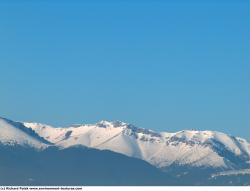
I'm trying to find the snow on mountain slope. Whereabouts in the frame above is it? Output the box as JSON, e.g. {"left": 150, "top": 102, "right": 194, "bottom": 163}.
{"left": 211, "top": 169, "right": 250, "bottom": 178}
{"left": 0, "top": 117, "right": 50, "bottom": 149}
{"left": 24, "top": 120, "right": 250, "bottom": 169}
{"left": 168, "top": 130, "right": 250, "bottom": 157}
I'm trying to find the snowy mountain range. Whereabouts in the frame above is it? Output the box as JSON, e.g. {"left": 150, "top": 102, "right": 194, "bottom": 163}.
{"left": 0, "top": 116, "right": 250, "bottom": 185}
{"left": 23, "top": 119, "right": 250, "bottom": 170}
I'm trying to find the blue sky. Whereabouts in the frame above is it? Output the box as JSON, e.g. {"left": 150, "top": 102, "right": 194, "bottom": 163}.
{"left": 0, "top": 1, "right": 249, "bottom": 139}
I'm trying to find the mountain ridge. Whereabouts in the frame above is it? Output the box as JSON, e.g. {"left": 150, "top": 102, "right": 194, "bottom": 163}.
{"left": 1, "top": 116, "right": 250, "bottom": 169}
{"left": 0, "top": 117, "right": 247, "bottom": 170}
{"left": 0, "top": 117, "right": 52, "bottom": 149}
{"left": 1, "top": 116, "right": 250, "bottom": 185}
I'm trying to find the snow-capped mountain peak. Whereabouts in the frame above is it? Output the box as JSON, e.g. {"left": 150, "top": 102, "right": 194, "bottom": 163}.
{"left": 0, "top": 117, "right": 51, "bottom": 149}
{"left": 96, "top": 120, "right": 127, "bottom": 128}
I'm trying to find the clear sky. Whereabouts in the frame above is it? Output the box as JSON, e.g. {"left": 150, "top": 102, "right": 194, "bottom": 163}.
{"left": 0, "top": 1, "right": 249, "bottom": 139}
